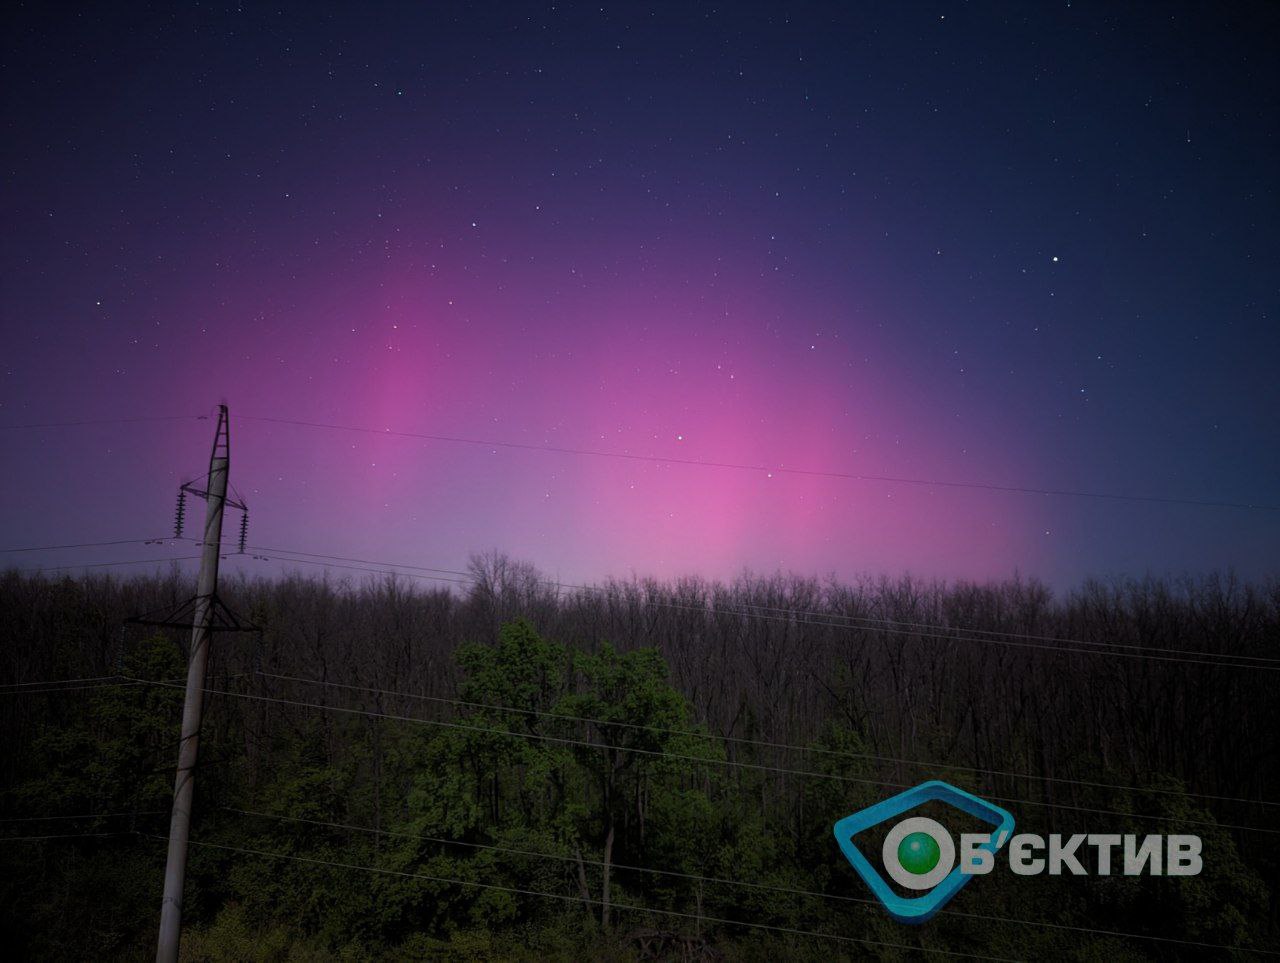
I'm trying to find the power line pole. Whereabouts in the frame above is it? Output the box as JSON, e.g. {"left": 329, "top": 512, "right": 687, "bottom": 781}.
{"left": 156, "top": 404, "right": 231, "bottom": 963}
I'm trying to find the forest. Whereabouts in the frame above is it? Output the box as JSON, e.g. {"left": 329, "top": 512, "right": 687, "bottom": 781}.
{"left": 1, "top": 556, "right": 1276, "bottom": 960}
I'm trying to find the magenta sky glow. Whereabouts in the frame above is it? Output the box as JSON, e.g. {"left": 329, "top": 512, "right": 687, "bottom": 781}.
{"left": 3, "top": 4, "right": 1277, "bottom": 590}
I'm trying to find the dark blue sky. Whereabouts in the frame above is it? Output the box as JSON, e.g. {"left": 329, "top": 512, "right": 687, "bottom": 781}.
{"left": 2, "top": 2, "right": 1277, "bottom": 588}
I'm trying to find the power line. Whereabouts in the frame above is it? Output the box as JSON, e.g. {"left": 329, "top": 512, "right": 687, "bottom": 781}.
{"left": 135, "top": 832, "right": 1016, "bottom": 961}
{"left": 719, "top": 598, "right": 1280, "bottom": 662}
{"left": 0, "top": 831, "right": 136, "bottom": 842}
{"left": 240, "top": 414, "right": 1280, "bottom": 512}
{"left": 9, "top": 813, "right": 1254, "bottom": 956}
{"left": 12, "top": 536, "right": 1266, "bottom": 670}
{"left": 5, "top": 537, "right": 1269, "bottom": 797}
{"left": 241, "top": 548, "right": 1278, "bottom": 671}
{"left": 25, "top": 538, "right": 1278, "bottom": 672}
{"left": 244, "top": 545, "right": 471, "bottom": 580}
{"left": 0, "top": 674, "right": 124, "bottom": 689}
{"left": 4, "top": 676, "right": 1264, "bottom": 942}
{"left": 0, "top": 680, "right": 152, "bottom": 696}
{"left": 12, "top": 549, "right": 1262, "bottom": 818}
{"left": 0, "top": 675, "right": 190, "bottom": 697}
{"left": 0, "top": 537, "right": 173, "bottom": 554}
{"left": 258, "top": 671, "right": 1277, "bottom": 809}
{"left": 131, "top": 676, "right": 1280, "bottom": 835}
{"left": 227, "top": 808, "right": 1276, "bottom": 956}
{"left": 0, "top": 811, "right": 165, "bottom": 823}
{"left": 8, "top": 525, "right": 1270, "bottom": 668}
{"left": 0, "top": 415, "right": 203, "bottom": 431}
{"left": 255, "top": 544, "right": 1280, "bottom": 665}
{"left": 5, "top": 667, "right": 1269, "bottom": 812}
{"left": 15, "top": 556, "right": 202, "bottom": 574}
{"left": 239, "top": 552, "right": 475, "bottom": 586}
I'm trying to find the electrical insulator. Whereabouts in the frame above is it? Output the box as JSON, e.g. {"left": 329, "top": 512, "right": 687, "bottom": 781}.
{"left": 238, "top": 511, "right": 249, "bottom": 554}
{"left": 174, "top": 489, "right": 187, "bottom": 539}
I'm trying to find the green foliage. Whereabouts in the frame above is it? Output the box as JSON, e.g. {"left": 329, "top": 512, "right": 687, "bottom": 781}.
{"left": 0, "top": 634, "right": 184, "bottom": 959}
{"left": 13, "top": 633, "right": 183, "bottom": 818}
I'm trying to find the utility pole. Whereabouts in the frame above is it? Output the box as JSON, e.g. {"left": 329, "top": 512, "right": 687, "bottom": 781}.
{"left": 155, "top": 404, "right": 231, "bottom": 963}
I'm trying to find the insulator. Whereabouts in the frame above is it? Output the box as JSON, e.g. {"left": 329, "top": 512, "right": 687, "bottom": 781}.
{"left": 174, "top": 489, "right": 187, "bottom": 539}
{"left": 238, "top": 511, "right": 249, "bottom": 554}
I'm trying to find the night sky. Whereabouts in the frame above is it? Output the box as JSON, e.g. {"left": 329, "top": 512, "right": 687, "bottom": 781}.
{"left": 2, "top": 2, "right": 1277, "bottom": 589}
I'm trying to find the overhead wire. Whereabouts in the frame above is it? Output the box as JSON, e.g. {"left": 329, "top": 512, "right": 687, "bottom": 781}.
{"left": 0, "top": 537, "right": 174, "bottom": 554}
{"left": 18, "top": 538, "right": 1275, "bottom": 672}
{"left": 0, "top": 415, "right": 204, "bottom": 431}
{"left": 237, "top": 547, "right": 1279, "bottom": 670}
{"left": 3, "top": 408, "right": 1274, "bottom": 509}
{"left": 3, "top": 525, "right": 1274, "bottom": 816}
{"left": 128, "top": 676, "right": 1280, "bottom": 835}
{"left": 15, "top": 556, "right": 202, "bottom": 574}
{"left": 719, "top": 597, "right": 1280, "bottom": 661}
{"left": 1, "top": 831, "right": 137, "bottom": 842}
{"left": 240, "top": 552, "right": 475, "bottom": 587}
{"left": 250, "top": 543, "right": 1280, "bottom": 664}
{"left": 240, "top": 414, "right": 1280, "bottom": 511}
{"left": 0, "top": 811, "right": 165, "bottom": 823}
{"left": 4, "top": 666, "right": 1270, "bottom": 810}
{"left": 4, "top": 529, "right": 1273, "bottom": 804}
{"left": 0, "top": 805, "right": 1266, "bottom": 950}
{"left": 0, "top": 674, "right": 191, "bottom": 697}
{"left": 257, "top": 670, "right": 1278, "bottom": 809}
{"left": 133, "top": 832, "right": 1017, "bottom": 961}
{"left": 0, "top": 680, "right": 153, "bottom": 696}
{"left": 7, "top": 536, "right": 1269, "bottom": 674}
{"left": 243, "top": 545, "right": 470, "bottom": 580}
{"left": 0, "top": 674, "right": 125, "bottom": 689}
{"left": 225, "top": 808, "right": 1276, "bottom": 956}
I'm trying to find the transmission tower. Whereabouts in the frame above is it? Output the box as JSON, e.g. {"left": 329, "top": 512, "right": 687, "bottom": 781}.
{"left": 131, "top": 405, "right": 255, "bottom": 963}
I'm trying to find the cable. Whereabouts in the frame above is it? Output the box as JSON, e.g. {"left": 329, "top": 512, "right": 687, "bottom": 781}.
{"left": 15, "top": 556, "right": 203, "bottom": 574}
{"left": 0, "top": 811, "right": 165, "bottom": 823}
{"left": 243, "top": 544, "right": 1280, "bottom": 666}
{"left": 236, "top": 543, "right": 1273, "bottom": 664}
{"left": 240, "top": 414, "right": 1280, "bottom": 512}
{"left": 0, "top": 675, "right": 189, "bottom": 697}
{"left": 136, "top": 833, "right": 1014, "bottom": 961}
{"left": 0, "top": 415, "right": 203, "bottom": 431}
{"left": 0, "top": 674, "right": 124, "bottom": 689}
{"left": 0, "top": 680, "right": 152, "bottom": 696}
{"left": 3, "top": 818, "right": 1266, "bottom": 954}
{"left": 723, "top": 598, "right": 1280, "bottom": 663}
{"left": 226, "top": 808, "right": 1276, "bottom": 955}
{"left": 129, "top": 677, "right": 1280, "bottom": 835}
{"left": 0, "top": 537, "right": 173, "bottom": 554}
{"left": 26, "top": 539, "right": 1278, "bottom": 672}
{"left": 241, "top": 549, "right": 1278, "bottom": 671}
{"left": 258, "top": 671, "right": 1278, "bottom": 809}
{"left": 244, "top": 545, "right": 471, "bottom": 580}
{"left": 6, "top": 666, "right": 1269, "bottom": 812}
{"left": 238, "top": 553, "right": 475, "bottom": 587}
{"left": 7, "top": 533, "right": 1267, "bottom": 668}
{"left": 0, "top": 831, "right": 136, "bottom": 841}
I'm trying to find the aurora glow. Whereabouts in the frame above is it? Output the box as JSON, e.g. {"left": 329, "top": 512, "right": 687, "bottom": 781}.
{"left": 2, "top": 3, "right": 1277, "bottom": 587}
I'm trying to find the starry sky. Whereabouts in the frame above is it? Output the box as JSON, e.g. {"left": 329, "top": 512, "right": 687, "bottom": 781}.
{"left": 2, "top": 2, "right": 1277, "bottom": 589}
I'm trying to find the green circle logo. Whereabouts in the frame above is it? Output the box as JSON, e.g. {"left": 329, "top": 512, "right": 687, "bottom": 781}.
{"left": 881, "top": 815, "right": 955, "bottom": 890}
{"left": 897, "top": 831, "right": 941, "bottom": 875}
